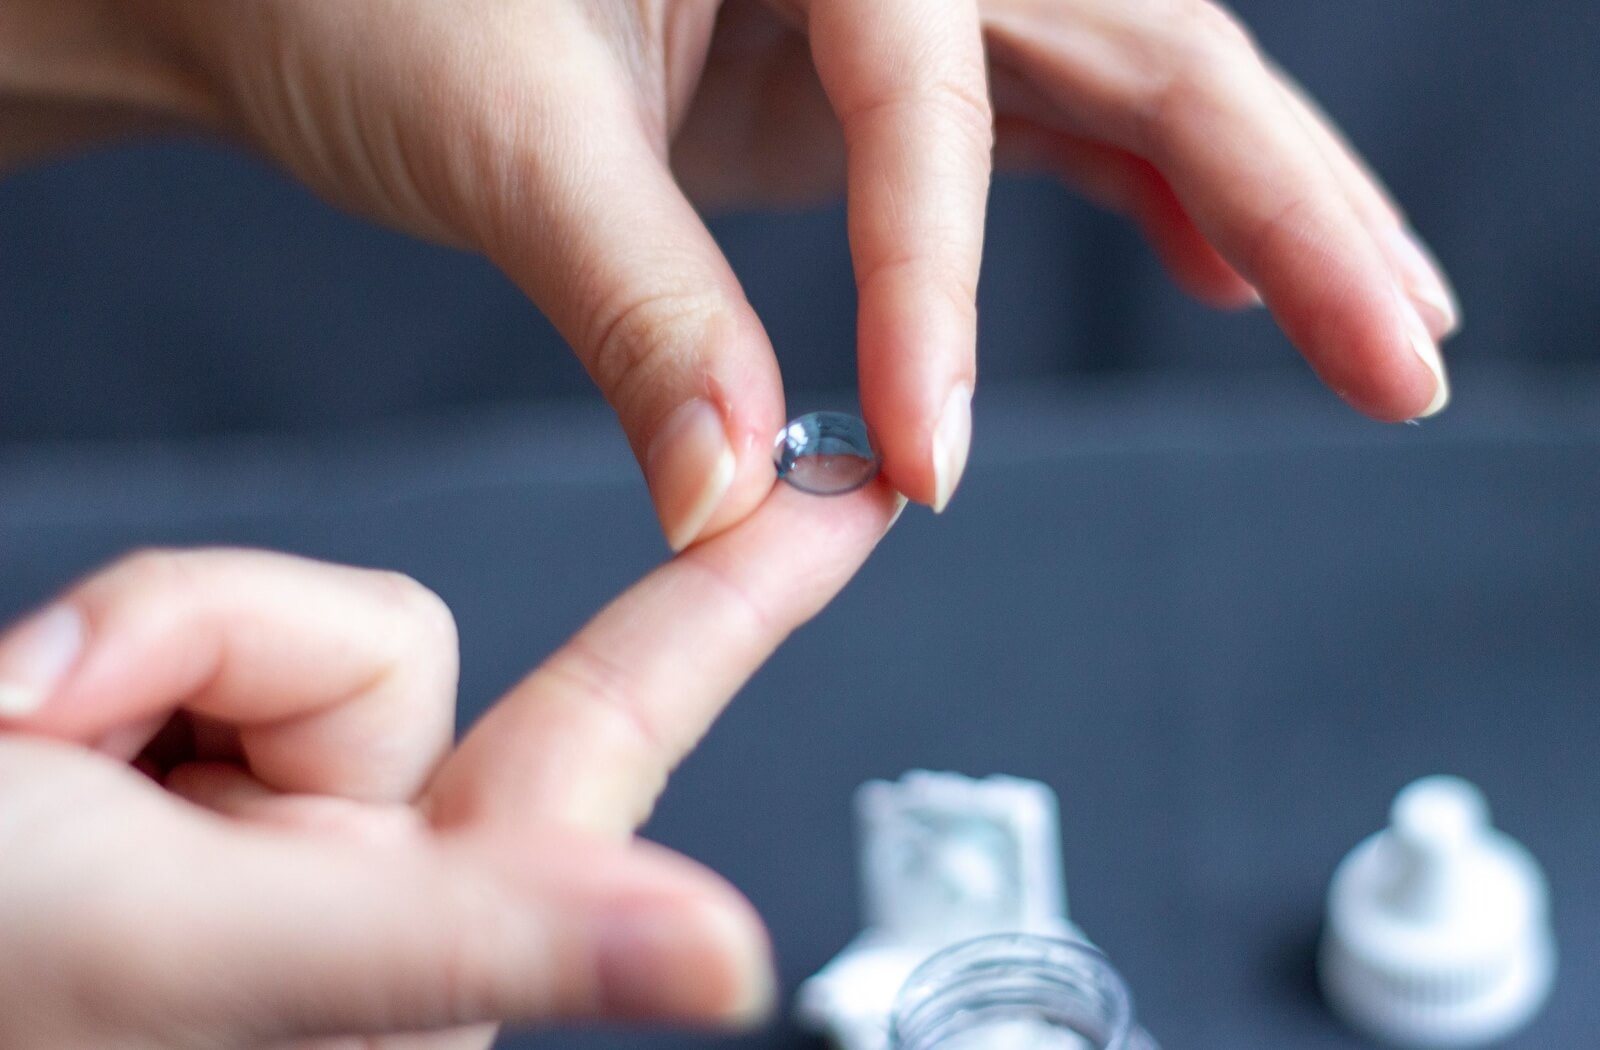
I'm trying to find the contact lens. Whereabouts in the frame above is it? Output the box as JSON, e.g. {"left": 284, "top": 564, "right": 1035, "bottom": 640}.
{"left": 774, "top": 411, "right": 881, "bottom": 495}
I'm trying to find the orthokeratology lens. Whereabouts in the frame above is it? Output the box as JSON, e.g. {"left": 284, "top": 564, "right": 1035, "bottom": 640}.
{"left": 773, "top": 411, "right": 881, "bottom": 495}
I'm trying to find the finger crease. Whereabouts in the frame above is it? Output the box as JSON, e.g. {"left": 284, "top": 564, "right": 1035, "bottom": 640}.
{"left": 544, "top": 638, "right": 671, "bottom": 765}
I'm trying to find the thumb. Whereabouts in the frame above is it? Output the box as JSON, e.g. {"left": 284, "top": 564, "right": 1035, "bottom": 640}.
{"left": 161, "top": 3, "right": 785, "bottom": 551}
{"left": 153, "top": 822, "right": 775, "bottom": 1038}
{"left": 478, "top": 82, "right": 785, "bottom": 551}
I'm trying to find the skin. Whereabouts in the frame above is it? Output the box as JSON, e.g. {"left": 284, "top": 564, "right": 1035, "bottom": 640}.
{"left": 0, "top": 0, "right": 1464, "bottom": 1041}
{"left": 0, "top": 481, "right": 903, "bottom": 1048}
{"left": 1, "top": 0, "right": 1458, "bottom": 543}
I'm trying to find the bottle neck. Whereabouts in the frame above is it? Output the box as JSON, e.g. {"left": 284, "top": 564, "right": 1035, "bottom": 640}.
{"left": 891, "top": 935, "right": 1140, "bottom": 1050}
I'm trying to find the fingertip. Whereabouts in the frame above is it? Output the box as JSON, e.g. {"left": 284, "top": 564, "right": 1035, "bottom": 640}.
{"left": 858, "top": 293, "right": 976, "bottom": 511}
{"left": 684, "top": 472, "right": 904, "bottom": 619}
{"left": 1402, "top": 303, "right": 1451, "bottom": 419}
{"left": 700, "top": 472, "right": 903, "bottom": 575}
{"left": 1382, "top": 225, "right": 1461, "bottom": 341}
{"left": 581, "top": 846, "right": 775, "bottom": 1027}
{"left": 594, "top": 899, "right": 774, "bottom": 1027}
{"left": 667, "top": 400, "right": 786, "bottom": 552}
{"left": 877, "top": 437, "right": 936, "bottom": 510}
{"left": 649, "top": 399, "right": 739, "bottom": 553}
{"left": 871, "top": 385, "right": 972, "bottom": 513}
{"left": 1318, "top": 313, "right": 1446, "bottom": 424}
{"left": 639, "top": 318, "right": 787, "bottom": 554}
{"left": 1351, "top": 295, "right": 1447, "bottom": 423}
{"left": 695, "top": 894, "right": 777, "bottom": 1029}
{"left": 0, "top": 603, "right": 86, "bottom": 721}
{"left": 931, "top": 383, "right": 973, "bottom": 513}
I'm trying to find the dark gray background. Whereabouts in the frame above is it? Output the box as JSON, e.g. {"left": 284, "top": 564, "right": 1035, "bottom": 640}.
{"left": 2, "top": 368, "right": 1595, "bottom": 1049}
{"left": 1, "top": 1, "right": 1596, "bottom": 1047}
{"left": 2, "top": 2, "right": 1597, "bottom": 441}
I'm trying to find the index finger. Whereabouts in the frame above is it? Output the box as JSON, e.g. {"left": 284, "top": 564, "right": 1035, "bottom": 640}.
{"left": 426, "top": 478, "right": 903, "bottom": 837}
{"left": 806, "top": 0, "right": 992, "bottom": 511}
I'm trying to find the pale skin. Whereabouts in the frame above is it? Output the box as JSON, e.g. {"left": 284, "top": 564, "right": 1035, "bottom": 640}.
{"left": 0, "top": 0, "right": 1461, "bottom": 1043}
{"left": 0, "top": 481, "right": 903, "bottom": 1048}
{"left": 4, "top": 0, "right": 1456, "bottom": 544}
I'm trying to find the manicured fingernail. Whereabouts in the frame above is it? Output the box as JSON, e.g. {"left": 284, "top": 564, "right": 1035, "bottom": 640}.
{"left": 931, "top": 383, "right": 973, "bottom": 514}
{"left": 0, "top": 604, "right": 84, "bottom": 717}
{"left": 1385, "top": 226, "right": 1459, "bottom": 339}
{"left": 1402, "top": 297, "right": 1450, "bottom": 419}
{"left": 598, "top": 897, "right": 776, "bottom": 1027}
{"left": 646, "top": 399, "right": 736, "bottom": 553}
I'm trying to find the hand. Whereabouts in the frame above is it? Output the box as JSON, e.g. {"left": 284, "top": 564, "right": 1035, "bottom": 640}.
{"left": 3, "top": 0, "right": 1456, "bottom": 539}
{"left": 0, "top": 481, "right": 902, "bottom": 1049}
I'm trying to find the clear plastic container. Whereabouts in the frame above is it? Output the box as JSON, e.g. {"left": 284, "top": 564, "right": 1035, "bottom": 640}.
{"left": 890, "top": 934, "right": 1159, "bottom": 1050}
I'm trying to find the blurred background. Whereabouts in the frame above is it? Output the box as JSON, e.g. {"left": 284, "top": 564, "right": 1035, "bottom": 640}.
{"left": 1, "top": 2, "right": 1596, "bottom": 1048}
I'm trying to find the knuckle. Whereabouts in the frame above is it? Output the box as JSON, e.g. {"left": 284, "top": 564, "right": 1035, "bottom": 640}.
{"left": 585, "top": 287, "right": 730, "bottom": 411}
{"left": 930, "top": 74, "right": 996, "bottom": 155}
{"left": 861, "top": 249, "right": 980, "bottom": 326}
{"left": 1179, "top": 0, "right": 1257, "bottom": 57}
{"left": 100, "top": 547, "right": 193, "bottom": 596}
{"left": 544, "top": 638, "right": 669, "bottom": 765}
{"left": 1162, "top": 0, "right": 1256, "bottom": 69}
{"left": 843, "top": 75, "right": 995, "bottom": 158}
{"left": 1241, "top": 193, "right": 1319, "bottom": 283}
{"left": 1140, "top": 0, "right": 1260, "bottom": 145}
{"left": 371, "top": 570, "right": 459, "bottom": 654}
{"left": 677, "top": 553, "right": 774, "bottom": 641}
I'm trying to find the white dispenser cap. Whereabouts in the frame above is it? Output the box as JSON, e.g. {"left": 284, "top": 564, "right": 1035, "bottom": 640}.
{"left": 1319, "top": 775, "right": 1556, "bottom": 1048}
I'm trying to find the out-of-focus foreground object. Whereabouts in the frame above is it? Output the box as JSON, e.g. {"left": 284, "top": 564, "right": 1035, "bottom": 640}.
{"left": 1319, "top": 775, "right": 1557, "bottom": 1048}
{"left": 795, "top": 771, "right": 1086, "bottom": 1050}
{"left": 889, "top": 932, "right": 1158, "bottom": 1050}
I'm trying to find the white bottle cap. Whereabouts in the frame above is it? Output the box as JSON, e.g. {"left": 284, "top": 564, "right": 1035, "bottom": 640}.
{"left": 1318, "top": 775, "right": 1556, "bottom": 1048}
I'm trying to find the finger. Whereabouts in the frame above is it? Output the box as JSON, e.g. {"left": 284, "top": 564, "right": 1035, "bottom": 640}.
{"left": 170, "top": 3, "right": 775, "bottom": 550}
{"left": 476, "top": 45, "right": 784, "bottom": 552}
{"left": 0, "top": 548, "right": 458, "bottom": 802}
{"left": 805, "top": 0, "right": 992, "bottom": 510}
{"left": 1, "top": 737, "right": 772, "bottom": 1038}
{"left": 986, "top": 1, "right": 1447, "bottom": 420}
{"left": 427, "top": 478, "right": 903, "bottom": 837}
{"left": 992, "top": 113, "right": 1257, "bottom": 307}
{"left": 1270, "top": 64, "right": 1460, "bottom": 338}
{"left": 132, "top": 819, "right": 772, "bottom": 1036}
{"left": 93, "top": 712, "right": 171, "bottom": 762}
{"left": 166, "top": 760, "right": 428, "bottom": 845}
{"left": 281, "top": 1028, "right": 497, "bottom": 1050}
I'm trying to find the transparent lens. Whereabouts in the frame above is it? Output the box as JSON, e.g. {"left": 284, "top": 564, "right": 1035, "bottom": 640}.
{"left": 773, "top": 411, "right": 881, "bottom": 495}
{"left": 891, "top": 935, "right": 1159, "bottom": 1050}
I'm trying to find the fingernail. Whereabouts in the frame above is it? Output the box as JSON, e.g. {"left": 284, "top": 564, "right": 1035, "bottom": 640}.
{"left": 1402, "top": 296, "right": 1451, "bottom": 419}
{"left": 931, "top": 383, "right": 973, "bottom": 514}
{"left": 598, "top": 897, "right": 776, "bottom": 1027}
{"left": 887, "top": 492, "right": 909, "bottom": 532}
{"left": 0, "top": 604, "right": 85, "bottom": 717}
{"left": 646, "top": 399, "right": 737, "bottom": 553}
{"left": 1385, "top": 226, "right": 1459, "bottom": 339}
